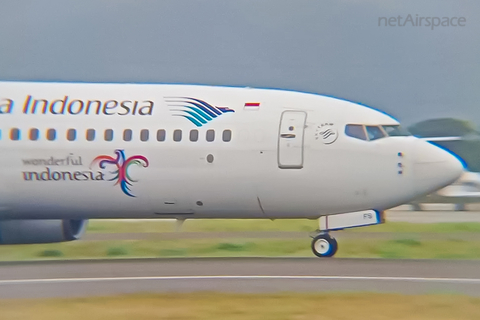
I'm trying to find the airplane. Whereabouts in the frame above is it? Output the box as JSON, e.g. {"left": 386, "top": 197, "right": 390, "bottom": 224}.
{"left": 410, "top": 136, "right": 480, "bottom": 211}
{"left": 0, "top": 81, "right": 464, "bottom": 257}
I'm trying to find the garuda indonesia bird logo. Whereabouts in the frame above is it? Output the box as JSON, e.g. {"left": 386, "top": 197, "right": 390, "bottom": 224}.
{"left": 90, "top": 149, "right": 149, "bottom": 197}
{"left": 165, "top": 97, "right": 234, "bottom": 127}
{"left": 315, "top": 123, "right": 338, "bottom": 145}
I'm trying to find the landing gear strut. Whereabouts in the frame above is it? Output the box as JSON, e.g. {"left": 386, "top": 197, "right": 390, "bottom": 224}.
{"left": 310, "top": 210, "right": 384, "bottom": 258}
{"left": 311, "top": 233, "right": 338, "bottom": 258}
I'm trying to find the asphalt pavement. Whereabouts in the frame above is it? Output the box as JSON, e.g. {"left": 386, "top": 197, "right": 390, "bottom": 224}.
{"left": 1, "top": 258, "right": 480, "bottom": 298}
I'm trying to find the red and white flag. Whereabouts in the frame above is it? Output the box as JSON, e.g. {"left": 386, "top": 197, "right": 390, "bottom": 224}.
{"left": 244, "top": 102, "right": 260, "bottom": 110}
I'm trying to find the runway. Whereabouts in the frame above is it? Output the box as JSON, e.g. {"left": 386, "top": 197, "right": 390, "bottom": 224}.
{"left": 2, "top": 258, "right": 480, "bottom": 298}
{"left": 3, "top": 210, "right": 480, "bottom": 299}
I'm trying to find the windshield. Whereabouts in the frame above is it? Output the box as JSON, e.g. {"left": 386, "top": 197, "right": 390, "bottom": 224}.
{"left": 345, "top": 124, "right": 367, "bottom": 140}
{"left": 345, "top": 124, "right": 412, "bottom": 141}
{"left": 382, "top": 125, "right": 411, "bottom": 137}
{"left": 366, "top": 126, "right": 385, "bottom": 140}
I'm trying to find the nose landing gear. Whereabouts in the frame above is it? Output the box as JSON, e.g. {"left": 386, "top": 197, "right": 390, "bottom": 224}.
{"left": 311, "top": 209, "right": 384, "bottom": 258}
{"left": 311, "top": 233, "right": 338, "bottom": 257}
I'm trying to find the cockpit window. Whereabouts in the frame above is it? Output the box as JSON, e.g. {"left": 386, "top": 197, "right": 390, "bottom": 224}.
{"left": 366, "top": 126, "right": 385, "bottom": 141}
{"left": 345, "top": 124, "right": 410, "bottom": 141}
{"left": 382, "top": 125, "right": 411, "bottom": 137}
{"left": 345, "top": 124, "right": 367, "bottom": 140}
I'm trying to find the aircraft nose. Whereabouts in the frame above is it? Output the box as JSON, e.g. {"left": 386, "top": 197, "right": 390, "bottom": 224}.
{"left": 413, "top": 140, "right": 464, "bottom": 196}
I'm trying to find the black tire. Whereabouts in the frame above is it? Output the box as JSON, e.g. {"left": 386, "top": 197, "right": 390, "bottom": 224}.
{"left": 311, "top": 234, "right": 338, "bottom": 258}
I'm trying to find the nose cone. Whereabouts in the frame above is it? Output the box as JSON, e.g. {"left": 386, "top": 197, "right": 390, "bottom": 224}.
{"left": 413, "top": 140, "right": 464, "bottom": 196}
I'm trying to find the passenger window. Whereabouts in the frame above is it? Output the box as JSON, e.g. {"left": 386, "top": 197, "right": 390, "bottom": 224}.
{"left": 345, "top": 125, "right": 367, "bottom": 141}
{"left": 46, "top": 129, "right": 56, "bottom": 141}
{"left": 10, "top": 128, "right": 20, "bottom": 141}
{"left": 190, "top": 129, "right": 198, "bottom": 142}
{"left": 104, "top": 129, "right": 113, "bottom": 141}
{"left": 67, "top": 129, "right": 76, "bottom": 141}
{"left": 29, "top": 128, "right": 39, "bottom": 141}
{"left": 366, "top": 126, "right": 385, "bottom": 141}
{"left": 206, "top": 129, "right": 215, "bottom": 142}
{"left": 222, "top": 130, "right": 232, "bottom": 142}
{"left": 173, "top": 129, "right": 182, "bottom": 142}
{"left": 123, "top": 129, "right": 132, "bottom": 141}
{"left": 140, "top": 129, "right": 149, "bottom": 142}
{"left": 86, "top": 129, "right": 95, "bottom": 141}
{"left": 157, "top": 129, "right": 166, "bottom": 141}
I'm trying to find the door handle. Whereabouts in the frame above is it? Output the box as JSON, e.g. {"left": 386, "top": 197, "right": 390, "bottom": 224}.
{"left": 281, "top": 134, "right": 296, "bottom": 138}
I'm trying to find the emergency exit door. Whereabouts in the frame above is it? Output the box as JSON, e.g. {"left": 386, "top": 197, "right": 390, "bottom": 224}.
{"left": 278, "top": 111, "right": 307, "bottom": 169}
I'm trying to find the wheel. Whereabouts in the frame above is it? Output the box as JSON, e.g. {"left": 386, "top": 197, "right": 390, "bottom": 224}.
{"left": 311, "top": 234, "right": 338, "bottom": 258}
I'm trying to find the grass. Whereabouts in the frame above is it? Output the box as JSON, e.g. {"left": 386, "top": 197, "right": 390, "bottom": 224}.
{"left": 106, "top": 247, "right": 129, "bottom": 257}
{"left": 352, "top": 221, "right": 480, "bottom": 233}
{"left": 1, "top": 292, "right": 480, "bottom": 320}
{"left": 216, "top": 242, "right": 253, "bottom": 251}
{"left": 2, "top": 220, "right": 480, "bottom": 261}
{"left": 86, "top": 219, "right": 480, "bottom": 234}
{"left": 2, "top": 237, "right": 480, "bottom": 260}
{"left": 86, "top": 219, "right": 318, "bottom": 233}
{"left": 38, "top": 249, "right": 64, "bottom": 258}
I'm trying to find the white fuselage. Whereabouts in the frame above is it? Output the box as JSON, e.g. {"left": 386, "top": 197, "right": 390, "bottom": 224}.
{"left": 0, "top": 82, "right": 463, "bottom": 220}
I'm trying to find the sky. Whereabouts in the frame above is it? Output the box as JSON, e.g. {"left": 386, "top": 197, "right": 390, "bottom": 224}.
{"left": 0, "top": 0, "right": 479, "bottom": 126}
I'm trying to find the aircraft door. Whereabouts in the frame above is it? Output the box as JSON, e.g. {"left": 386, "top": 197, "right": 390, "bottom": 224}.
{"left": 278, "top": 111, "right": 307, "bottom": 169}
